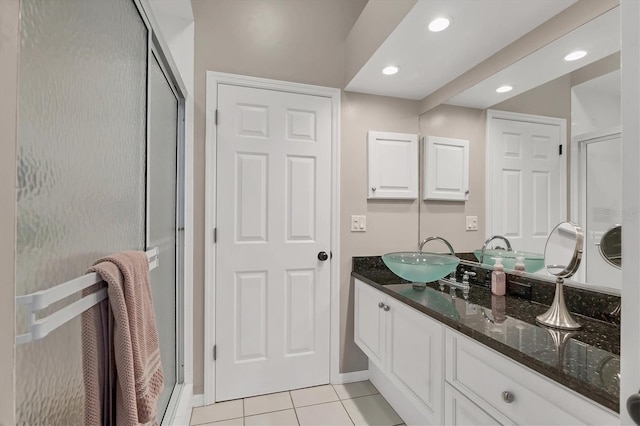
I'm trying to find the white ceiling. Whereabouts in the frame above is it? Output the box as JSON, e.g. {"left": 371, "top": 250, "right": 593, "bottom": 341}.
{"left": 344, "top": 0, "right": 577, "bottom": 100}
{"left": 447, "top": 7, "right": 620, "bottom": 109}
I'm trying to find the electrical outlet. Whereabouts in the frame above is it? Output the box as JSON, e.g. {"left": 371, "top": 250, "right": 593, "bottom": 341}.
{"left": 466, "top": 216, "right": 478, "bottom": 231}
{"left": 351, "top": 215, "right": 366, "bottom": 232}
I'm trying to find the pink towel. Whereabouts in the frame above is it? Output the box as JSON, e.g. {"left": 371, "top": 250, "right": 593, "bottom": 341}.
{"left": 82, "top": 251, "right": 164, "bottom": 426}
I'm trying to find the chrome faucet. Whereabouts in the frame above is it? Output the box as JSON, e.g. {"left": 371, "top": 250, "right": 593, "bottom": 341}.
{"left": 440, "top": 270, "right": 476, "bottom": 300}
{"left": 418, "top": 236, "right": 456, "bottom": 256}
{"left": 479, "top": 235, "right": 513, "bottom": 263}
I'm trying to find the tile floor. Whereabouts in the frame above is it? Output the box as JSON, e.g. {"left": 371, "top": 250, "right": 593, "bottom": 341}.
{"left": 185, "top": 381, "right": 405, "bottom": 426}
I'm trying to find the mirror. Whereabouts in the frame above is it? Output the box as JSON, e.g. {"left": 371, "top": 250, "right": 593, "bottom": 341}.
{"left": 536, "top": 221, "right": 583, "bottom": 330}
{"left": 599, "top": 224, "right": 622, "bottom": 268}
{"left": 418, "top": 6, "right": 621, "bottom": 293}
{"left": 544, "top": 222, "right": 584, "bottom": 278}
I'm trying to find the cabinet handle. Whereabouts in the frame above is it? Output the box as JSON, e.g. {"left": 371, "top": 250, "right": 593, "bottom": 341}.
{"left": 383, "top": 304, "right": 390, "bottom": 311}
{"left": 378, "top": 302, "right": 384, "bottom": 309}
{"left": 502, "top": 391, "right": 514, "bottom": 404}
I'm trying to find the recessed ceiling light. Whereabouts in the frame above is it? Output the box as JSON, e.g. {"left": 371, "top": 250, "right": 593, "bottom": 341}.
{"left": 496, "top": 85, "right": 513, "bottom": 93}
{"left": 564, "top": 50, "right": 587, "bottom": 61}
{"left": 382, "top": 65, "right": 399, "bottom": 75}
{"left": 428, "top": 17, "right": 450, "bottom": 32}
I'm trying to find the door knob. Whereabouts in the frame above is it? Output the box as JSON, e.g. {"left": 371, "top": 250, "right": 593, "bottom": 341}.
{"left": 317, "top": 251, "right": 329, "bottom": 261}
{"left": 627, "top": 392, "right": 640, "bottom": 425}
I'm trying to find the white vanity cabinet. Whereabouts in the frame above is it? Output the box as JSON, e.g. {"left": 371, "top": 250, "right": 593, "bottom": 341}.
{"left": 445, "top": 329, "right": 619, "bottom": 426}
{"left": 354, "top": 279, "right": 387, "bottom": 366}
{"left": 354, "top": 279, "right": 444, "bottom": 425}
{"left": 353, "top": 279, "right": 620, "bottom": 426}
{"left": 444, "top": 383, "right": 501, "bottom": 426}
{"left": 367, "top": 131, "right": 418, "bottom": 199}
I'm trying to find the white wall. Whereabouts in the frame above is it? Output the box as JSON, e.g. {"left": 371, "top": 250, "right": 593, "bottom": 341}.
{"left": 571, "top": 70, "right": 621, "bottom": 136}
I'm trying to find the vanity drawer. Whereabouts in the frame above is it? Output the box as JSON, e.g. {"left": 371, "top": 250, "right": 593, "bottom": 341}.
{"left": 445, "top": 329, "right": 618, "bottom": 426}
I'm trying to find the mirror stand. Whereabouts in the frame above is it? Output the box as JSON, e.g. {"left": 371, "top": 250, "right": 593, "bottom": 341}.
{"left": 544, "top": 326, "right": 578, "bottom": 368}
{"left": 536, "top": 277, "right": 582, "bottom": 330}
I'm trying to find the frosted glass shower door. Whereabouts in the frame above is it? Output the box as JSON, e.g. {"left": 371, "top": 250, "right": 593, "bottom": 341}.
{"left": 16, "top": 0, "right": 147, "bottom": 423}
{"left": 147, "top": 52, "right": 181, "bottom": 418}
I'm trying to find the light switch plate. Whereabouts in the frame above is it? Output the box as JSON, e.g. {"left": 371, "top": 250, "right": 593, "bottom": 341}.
{"left": 351, "top": 215, "right": 366, "bottom": 232}
{"left": 466, "top": 216, "right": 478, "bottom": 231}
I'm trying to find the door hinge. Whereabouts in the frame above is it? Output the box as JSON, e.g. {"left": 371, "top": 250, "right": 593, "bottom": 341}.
{"left": 559, "top": 144, "right": 563, "bottom": 155}
{"left": 215, "top": 109, "right": 218, "bottom": 125}
{"left": 213, "top": 227, "right": 217, "bottom": 244}
{"left": 213, "top": 345, "right": 217, "bottom": 361}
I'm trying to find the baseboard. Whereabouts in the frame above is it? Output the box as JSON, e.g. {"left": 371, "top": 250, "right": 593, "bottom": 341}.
{"left": 332, "top": 369, "right": 370, "bottom": 385}
{"left": 192, "top": 394, "right": 205, "bottom": 408}
{"left": 191, "top": 371, "right": 368, "bottom": 408}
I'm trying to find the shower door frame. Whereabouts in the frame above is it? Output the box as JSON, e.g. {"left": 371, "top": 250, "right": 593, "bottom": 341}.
{"left": 135, "top": 0, "right": 188, "bottom": 422}
{"left": 569, "top": 126, "right": 622, "bottom": 291}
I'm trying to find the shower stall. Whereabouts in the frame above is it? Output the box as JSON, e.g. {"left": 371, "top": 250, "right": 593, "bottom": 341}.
{"left": 11, "top": 0, "right": 187, "bottom": 423}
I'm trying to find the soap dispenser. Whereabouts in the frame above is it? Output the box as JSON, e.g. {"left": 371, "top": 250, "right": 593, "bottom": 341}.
{"left": 514, "top": 256, "right": 526, "bottom": 273}
{"left": 491, "top": 258, "right": 506, "bottom": 296}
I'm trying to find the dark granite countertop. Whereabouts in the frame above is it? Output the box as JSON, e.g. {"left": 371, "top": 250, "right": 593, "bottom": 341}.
{"left": 352, "top": 259, "right": 620, "bottom": 413}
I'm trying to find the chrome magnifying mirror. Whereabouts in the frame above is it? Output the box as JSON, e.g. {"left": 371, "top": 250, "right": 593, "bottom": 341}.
{"left": 536, "top": 222, "right": 583, "bottom": 330}
{"left": 598, "top": 224, "right": 621, "bottom": 269}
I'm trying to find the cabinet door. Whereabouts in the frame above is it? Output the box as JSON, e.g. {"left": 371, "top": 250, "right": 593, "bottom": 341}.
{"left": 423, "top": 136, "right": 469, "bottom": 201}
{"left": 354, "top": 280, "right": 386, "bottom": 368}
{"left": 386, "top": 297, "right": 444, "bottom": 424}
{"left": 444, "top": 384, "right": 502, "bottom": 426}
{"left": 367, "top": 131, "right": 418, "bottom": 199}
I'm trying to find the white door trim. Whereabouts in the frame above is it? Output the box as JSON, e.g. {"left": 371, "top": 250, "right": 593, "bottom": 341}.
{"left": 485, "top": 109, "right": 567, "bottom": 240}
{"left": 569, "top": 127, "right": 621, "bottom": 286}
{"left": 204, "top": 71, "right": 341, "bottom": 405}
{"left": 570, "top": 127, "right": 622, "bottom": 224}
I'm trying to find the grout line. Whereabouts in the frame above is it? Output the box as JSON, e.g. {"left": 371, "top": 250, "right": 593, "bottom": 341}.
{"left": 289, "top": 391, "right": 301, "bottom": 425}
{"left": 338, "top": 397, "right": 356, "bottom": 426}
{"left": 243, "top": 407, "right": 300, "bottom": 425}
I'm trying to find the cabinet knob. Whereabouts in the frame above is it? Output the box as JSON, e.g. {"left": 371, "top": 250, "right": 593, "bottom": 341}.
{"left": 378, "top": 302, "right": 385, "bottom": 309}
{"left": 371, "top": 187, "right": 377, "bottom": 192}
{"left": 383, "top": 304, "right": 390, "bottom": 312}
{"left": 502, "top": 391, "right": 514, "bottom": 404}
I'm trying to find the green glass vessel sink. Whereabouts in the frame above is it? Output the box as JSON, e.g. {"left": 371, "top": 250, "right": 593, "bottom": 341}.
{"left": 473, "top": 249, "right": 544, "bottom": 273}
{"left": 382, "top": 252, "right": 460, "bottom": 283}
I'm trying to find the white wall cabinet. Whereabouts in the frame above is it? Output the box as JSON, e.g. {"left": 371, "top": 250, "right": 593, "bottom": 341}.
{"left": 354, "top": 280, "right": 619, "bottom": 426}
{"left": 423, "top": 136, "right": 469, "bottom": 201}
{"left": 367, "top": 131, "right": 418, "bottom": 199}
{"left": 354, "top": 280, "right": 443, "bottom": 425}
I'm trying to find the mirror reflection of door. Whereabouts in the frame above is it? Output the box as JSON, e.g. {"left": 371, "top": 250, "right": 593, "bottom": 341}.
{"left": 574, "top": 130, "right": 622, "bottom": 290}
{"left": 486, "top": 111, "right": 566, "bottom": 256}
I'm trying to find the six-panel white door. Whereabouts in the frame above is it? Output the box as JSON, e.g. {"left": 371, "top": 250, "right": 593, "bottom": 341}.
{"left": 487, "top": 112, "right": 566, "bottom": 254}
{"left": 215, "top": 84, "right": 332, "bottom": 401}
